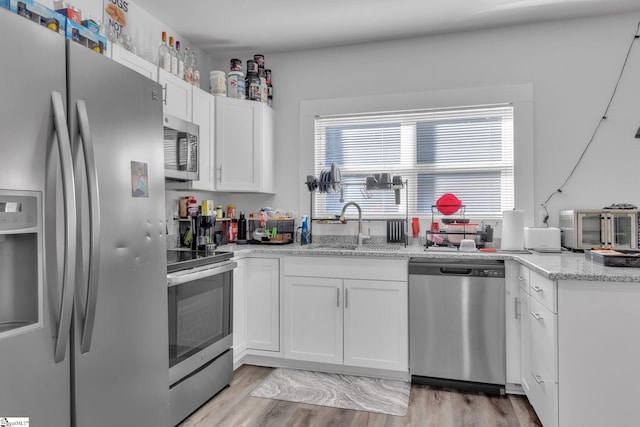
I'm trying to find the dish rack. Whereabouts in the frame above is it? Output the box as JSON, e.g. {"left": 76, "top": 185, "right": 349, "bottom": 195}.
{"left": 304, "top": 164, "right": 409, "bottom": 246}
{"left": 426, "top": 205, "right": 493, "bottom": 248}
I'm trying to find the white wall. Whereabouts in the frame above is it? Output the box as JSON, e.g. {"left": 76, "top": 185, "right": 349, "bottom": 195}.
{"left": 64, "top": 0, "right": 215, "bottom": 88}
{"left": 217, "top": 12, "right": 640, "bottom": 229}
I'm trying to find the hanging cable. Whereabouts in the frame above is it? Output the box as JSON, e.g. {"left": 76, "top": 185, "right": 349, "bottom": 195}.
{"left": 540, "top": 19, "right": 640, "bottom": 223}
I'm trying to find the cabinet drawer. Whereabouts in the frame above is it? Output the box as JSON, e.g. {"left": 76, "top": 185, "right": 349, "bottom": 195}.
{"left": 284, "top": 256, "right": 407, "bottom": 282}
{"left": 529, "top": 360, "right": 558, "bottom": 427}
{"left": 530, "top": 297, "right": 557, "bottom": 382}
{"left": 517, "top": 264, "right": 530, "bottom": 291}
{"left": 529, "top": 269, "right": 556, "bottom": 312}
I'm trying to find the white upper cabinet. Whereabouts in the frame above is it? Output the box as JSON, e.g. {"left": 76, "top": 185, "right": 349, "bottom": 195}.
{"left": 110, "top": 44, "right": 158, "bottom": 82}
{"left": 187, "top": 88, "right": 216, "bottom": 191}
{"left": 158, "top": 68, "right": 192, "bottom": 121}
{"left": 215, "top": 97, "right": 274, "bottom": 193}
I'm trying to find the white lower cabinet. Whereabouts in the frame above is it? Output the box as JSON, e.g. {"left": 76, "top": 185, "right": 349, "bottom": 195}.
{"left": 283, "top": 256, "right": 408, "bottom": 372}
{"left": 232, "top": 258, "right": 247, "bottom": 366}
{"left": 519, "top": 265, "right": 558, "bottom": 427}
{"left": 245, "top": 257, "right": 280, "bottom": 352}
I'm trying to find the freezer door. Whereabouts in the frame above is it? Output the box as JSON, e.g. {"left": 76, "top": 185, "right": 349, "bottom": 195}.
{"left": 66, "top": 41, "right": 169, "bottom": 427}
{"left": 0, "top": 9, "right": 72, "bottom": 427}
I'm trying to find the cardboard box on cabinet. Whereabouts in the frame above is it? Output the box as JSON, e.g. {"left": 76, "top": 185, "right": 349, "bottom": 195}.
{"left": 8, "top": 0, "right": 66, "bottom": 36}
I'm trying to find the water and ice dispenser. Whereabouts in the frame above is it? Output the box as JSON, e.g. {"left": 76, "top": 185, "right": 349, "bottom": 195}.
{"left": 0, "top": 190, "right": 42, "bottom": 337}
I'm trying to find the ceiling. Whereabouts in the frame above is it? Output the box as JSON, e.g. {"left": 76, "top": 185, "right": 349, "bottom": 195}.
{"left": 134, "top": 0, "right": 640, "bottom": 58}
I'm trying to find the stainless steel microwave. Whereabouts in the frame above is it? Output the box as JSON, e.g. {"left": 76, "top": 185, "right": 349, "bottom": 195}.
{"left": 559, "top": 209, "right": 639, "bottom": 251}
{"left": 163, "top": 114, "right": 199, "bottom": 181}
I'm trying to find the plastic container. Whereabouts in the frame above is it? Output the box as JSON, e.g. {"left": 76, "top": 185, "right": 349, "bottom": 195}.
{"left": 230, "top": 58, "right": 242, "bottom": 72}
{"left": 227, "top": 71, "right": 245, "bottom": 99}
{"left": 209, "top": 70, "right": 226, "bottom": 96}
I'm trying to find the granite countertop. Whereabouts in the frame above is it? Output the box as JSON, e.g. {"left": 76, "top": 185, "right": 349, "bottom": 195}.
{"left": 217, "top": 241, "right": 640, "bottom": 283}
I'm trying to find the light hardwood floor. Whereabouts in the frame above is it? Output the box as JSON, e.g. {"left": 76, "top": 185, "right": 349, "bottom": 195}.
{"left": 179, "top": 365, "right": 543, "bottom": 427}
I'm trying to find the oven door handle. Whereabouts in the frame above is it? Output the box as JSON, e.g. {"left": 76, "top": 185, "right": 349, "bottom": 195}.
{"left": 167, "top": 261, "right": 238, "bottom": 287}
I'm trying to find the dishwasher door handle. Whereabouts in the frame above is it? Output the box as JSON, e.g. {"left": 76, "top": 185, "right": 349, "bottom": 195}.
{"left": 439, "top": 267, "right": 473, "bottom": 275}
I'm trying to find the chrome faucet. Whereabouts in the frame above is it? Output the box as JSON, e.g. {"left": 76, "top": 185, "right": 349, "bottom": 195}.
{"left": 339, "top": 202, "right": 370, "bottom": 247}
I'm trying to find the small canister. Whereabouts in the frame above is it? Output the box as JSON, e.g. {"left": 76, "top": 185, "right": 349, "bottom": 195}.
{"left": 179, "top": 196, "right": 190, "bottom": 218}
{"left": 187, "top": 197, "right": 199, "bottom": 217}
{"left": 226, "top": 204, "right": 236, "bottom": 219}
{"left": 209, "top": 70, "right": 227, "bottom": 96}
{"left": 227, "top": 71, "right": 246, "bottom": 99}
{"left": 254, "top": 54, "right": 265, "bottom": 70}
{"left": 246, "top": 59, "right": 258, "bottom": 74}
{"left": 215, "top": 205, "right": 224, "bottom": 219}
{"left": 230, "top": 58, "right": 242, "bottom": 72}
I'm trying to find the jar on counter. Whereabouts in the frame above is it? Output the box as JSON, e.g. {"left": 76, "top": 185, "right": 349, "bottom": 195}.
{"left": 215, "top": 205, "right": 224, "bottom": 219}
{"left": 187, "top": 197, "right": 198, "bottom": 217}
{"left": 226, "top": 204, "right": 236, "bottom": 219}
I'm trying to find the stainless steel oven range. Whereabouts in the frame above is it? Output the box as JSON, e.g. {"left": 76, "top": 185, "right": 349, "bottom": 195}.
{"left": 166, "top": 249, "right": 236, "bottom": 426}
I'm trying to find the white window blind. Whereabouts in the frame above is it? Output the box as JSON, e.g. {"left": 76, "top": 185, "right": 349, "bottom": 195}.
{"left": 314, "top": 104, "right": 514, "bottom": 218}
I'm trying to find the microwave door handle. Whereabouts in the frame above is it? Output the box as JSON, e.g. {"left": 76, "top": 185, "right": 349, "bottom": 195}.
{"left": 76, "top": 100, "right": 101, "bottom": 354}
{"left": 51, "top": 91, "right": 78, "bottom": 364}
{"left": 601, "top": 215, "right": 609, "bottom": 246}
{"left": 167, "top": 261, "right": 238, "bottom": 287}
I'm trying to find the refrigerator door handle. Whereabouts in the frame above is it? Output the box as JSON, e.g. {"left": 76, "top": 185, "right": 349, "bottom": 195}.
{"left": 76, "top": 99, "right": 101, "bottom": 354}
{"left": 51, "top": 91, "right": 78, "bottom": 364}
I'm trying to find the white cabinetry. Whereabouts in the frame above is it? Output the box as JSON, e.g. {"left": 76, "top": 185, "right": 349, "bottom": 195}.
{"left": 284, "top": 256, "right": 408, "bottom": 372}
{"left": 246, "top": 257, "right": 280, "bottom": 352}
{"left": 215, "top": 97, "right": 274, "bottom": 193}
{"left": 232, "top": 258, "right": 247, "bottom": 367}
{"left": 158, "top": 68, "right": 192, "bottom": 121}
{"left": 504, "top": 261, "right": 521, "bottom": 387}
{"left": 519, "top": 266, "right": 558, "bottom": 427}
{"left": 110, "top": 44, "right": 157, "bottom": 81}
{"left": 187, "top": 88, "right": 216, "bottom": 190}
{"left": 557, "top": 280, "right": 640, "bottom": 427}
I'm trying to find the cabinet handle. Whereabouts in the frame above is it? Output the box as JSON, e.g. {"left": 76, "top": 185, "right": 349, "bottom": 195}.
{"left": 337, "top": 287, "right": 340, "bottom": 307}
{"left": 217, "top": 165, "right": 222, "bottom": 182}
{"left": 345, "top": 288, "right": 349, "bottom": 309}
{"left": 517, "top": 275, "right": 525, "bottom": 283}
{"left": 515, "top": 297, "right": 521, "bottom": 319}
{"left": 532, "top": 373, "right": 544, "bottom": 384}
{"left": 162, "top": 83, "right": 167, "bottom": 105}
{"left": 531, "top": 312, "right": 543, "bottom": 321}
{"left": 531, "top": 285, "right": 543, "bottom": 293}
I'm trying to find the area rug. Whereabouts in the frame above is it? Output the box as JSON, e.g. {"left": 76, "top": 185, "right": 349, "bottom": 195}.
{"left": 250, "top": 368, "right": 410, "bottom": 416}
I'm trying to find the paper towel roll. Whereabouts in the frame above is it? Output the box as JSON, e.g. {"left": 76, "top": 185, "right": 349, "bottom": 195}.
{"left": 501, "top": 209, "right": 525, "bottom": 251}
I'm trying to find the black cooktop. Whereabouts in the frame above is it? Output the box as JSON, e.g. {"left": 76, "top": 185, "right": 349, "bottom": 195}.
{"left": 166, "top": 248, "right": 234, "bottom": 273}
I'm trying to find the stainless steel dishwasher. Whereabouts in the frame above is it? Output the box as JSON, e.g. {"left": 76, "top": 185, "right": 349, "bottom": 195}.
{"left": 409, "top": 258, "right": 505, "bottom": 395}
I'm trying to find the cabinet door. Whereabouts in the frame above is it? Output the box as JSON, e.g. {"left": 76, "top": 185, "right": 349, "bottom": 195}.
{"left": 215, "top": 97, "right": 259, "bottom": 191}
{"left": 519, "top": 286, "right": 531, "bottom": 396}
{"left": 505, "top": 261, "right": 521, "bottom": 385}
{"left": 188, "top": 88, "right": 215, "bottom": 190}
{"left": 284, "top": 276, "right": 343, "bottom": 364}
{"left": 232, "top": 258, "right": 247, "bottom": 364}
{"left": 158, "top": 68, "right": 192, "bottom": 121}
{"left": 258, "top": 104, "right": 274, "bottom": 194}
{"left": 110, "top": 44, "right": 157, "bottom": 81}
{"left": 343, "top": 279, "right": 408, "bottom": 371}
{"left": 246, "top": 258, "right": 280, "bottom": 351}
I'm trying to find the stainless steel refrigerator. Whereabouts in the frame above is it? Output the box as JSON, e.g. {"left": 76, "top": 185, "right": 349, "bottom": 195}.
{"left": 0, "top": 9, "right": 169, "bottom": 427}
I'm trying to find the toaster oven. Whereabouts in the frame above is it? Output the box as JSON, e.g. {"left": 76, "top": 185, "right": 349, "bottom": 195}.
{"left": 559, "top": 209, "right": 639, "bottom": 251}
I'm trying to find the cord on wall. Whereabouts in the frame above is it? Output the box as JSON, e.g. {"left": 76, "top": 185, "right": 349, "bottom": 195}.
{"left": 541, "top": 20, "right": 640, "bottom": 222}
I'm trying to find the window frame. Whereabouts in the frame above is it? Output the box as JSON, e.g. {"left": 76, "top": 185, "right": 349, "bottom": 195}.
{"left": 299, "top": 85, "right": 534, "bottom": 224}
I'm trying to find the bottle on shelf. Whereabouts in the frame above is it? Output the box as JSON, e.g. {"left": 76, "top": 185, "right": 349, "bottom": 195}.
{"left": 191, "top": 50, "right": 200, "bottom": 87}
{"left": 184, "top": 46, "right": 193, "bottom": 83}
{"left": 176, "top": 40, "right": 184, "bottom": 79}
{"left": 158, "top": 31, "right": 171, "bottom": 72}
{"left": 169, "top": 36, "right": 178, "bottom": 76}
